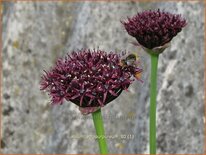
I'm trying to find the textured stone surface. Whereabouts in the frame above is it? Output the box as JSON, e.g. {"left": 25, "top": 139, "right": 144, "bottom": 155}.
{"left": 2, "top": 1, "right": 204, "bottom": 154}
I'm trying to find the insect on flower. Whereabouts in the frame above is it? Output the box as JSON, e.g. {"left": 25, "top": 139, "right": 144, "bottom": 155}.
{"left": 120, "top": 52, "right": 142, "bottom": 80}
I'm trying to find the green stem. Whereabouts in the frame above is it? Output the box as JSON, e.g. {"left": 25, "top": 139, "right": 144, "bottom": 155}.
{"left": 150, "top": 53, "right": 159, "bottom": 154}
{"left": 92, "top": 109, "right": 108, "bottom": 154}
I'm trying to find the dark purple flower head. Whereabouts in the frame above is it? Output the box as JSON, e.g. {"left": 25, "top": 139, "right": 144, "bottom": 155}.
{"left": 40, "top": 49, "right": 142, "bottom": 111}
{"left": 122, "top": 9, "right": 187, "bottom": 53}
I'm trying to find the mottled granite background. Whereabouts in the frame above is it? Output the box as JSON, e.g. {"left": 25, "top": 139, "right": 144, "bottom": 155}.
{"left": 1, "top": 1, "right": 205, "bottom": 154}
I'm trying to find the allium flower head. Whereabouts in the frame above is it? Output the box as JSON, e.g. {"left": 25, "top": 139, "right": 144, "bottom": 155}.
{"left": 40, "top": 49, "right": 142, "bottom": 113}
{"left": 122, "top": 9, "right": 187, "bottom": 54}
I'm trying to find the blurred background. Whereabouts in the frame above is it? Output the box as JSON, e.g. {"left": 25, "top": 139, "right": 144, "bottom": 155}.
{"left": 1, "top": 1, "right": 205, "bottom": 154}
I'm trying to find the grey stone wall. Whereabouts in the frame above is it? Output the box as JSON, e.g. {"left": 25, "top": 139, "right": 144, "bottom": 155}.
{"left": 2, "top": 1, "right": 205, "bottom": 154}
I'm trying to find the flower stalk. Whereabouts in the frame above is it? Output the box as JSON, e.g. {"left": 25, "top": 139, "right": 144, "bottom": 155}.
{"left": 92, "top": 109, "right": 108, "bottom": 154}
{"left": 149, "top": 53, "right": 159, "bottom": 154}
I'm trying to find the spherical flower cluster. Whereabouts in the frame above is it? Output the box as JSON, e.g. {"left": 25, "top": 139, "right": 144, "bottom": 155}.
{"left": 122, "top": 9, "right": 187, "bottom": 53}
{"left": 40, "top": 49, "right": 142, "bottom": 109}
